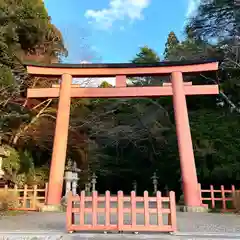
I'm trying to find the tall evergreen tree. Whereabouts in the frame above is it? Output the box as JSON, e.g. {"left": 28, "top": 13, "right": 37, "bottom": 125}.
{"left": 164, "top": 31, "right": 179, "bottom": 59}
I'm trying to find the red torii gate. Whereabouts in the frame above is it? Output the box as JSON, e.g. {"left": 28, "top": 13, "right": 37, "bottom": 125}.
{"left": 26, "top": 59, "right": 219, "bottom": 212}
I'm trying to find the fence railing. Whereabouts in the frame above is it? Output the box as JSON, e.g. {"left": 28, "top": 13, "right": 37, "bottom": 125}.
{"left": 66, "top": 190, "right": 177, "bottom": 233}
{"left": 0, "top": 184, "right": 48, "bottom": 211}
{"left": 198, "top": 184, "right": 240, "bottom": 211}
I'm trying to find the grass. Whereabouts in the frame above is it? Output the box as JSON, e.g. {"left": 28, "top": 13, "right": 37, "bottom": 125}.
{"left": 0, "top": 210, "right": 27, "bottom": 218}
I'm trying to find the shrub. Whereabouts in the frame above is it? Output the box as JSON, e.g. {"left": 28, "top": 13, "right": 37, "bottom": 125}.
{"left": 233, "top": 191, "right": 240, "bottom": 213}
{"left": 0, "top": 190, "right": 19, "bottom": 211}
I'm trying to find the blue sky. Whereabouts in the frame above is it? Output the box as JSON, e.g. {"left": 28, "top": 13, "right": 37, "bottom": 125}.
{"left": 44, "top": 0, "right": 200, "bottom": 64}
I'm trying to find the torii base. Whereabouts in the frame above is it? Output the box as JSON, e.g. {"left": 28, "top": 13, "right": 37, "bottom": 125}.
{"left": 180, "top": 205, "right": 209, "bottom": 212}
{"left": 40, "top": 204, "right": 64, "bottom": 212}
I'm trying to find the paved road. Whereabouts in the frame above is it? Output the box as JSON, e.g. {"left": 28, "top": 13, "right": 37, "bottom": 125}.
{"left": 0, "top": 232, "right": 240, "bottom": 240}
{"left": 0, "top": 211, "right": 239, "bottom": 234}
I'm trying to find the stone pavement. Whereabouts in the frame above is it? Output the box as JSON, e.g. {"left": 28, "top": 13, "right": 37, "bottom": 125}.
{"left": 0, "top": 212, "right": 239, "bottom": 239}
{"left": 0, "top": 232, "right": 240, "bottom": 240}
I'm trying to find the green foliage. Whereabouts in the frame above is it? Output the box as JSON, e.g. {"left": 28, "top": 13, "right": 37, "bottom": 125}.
{"left": 132, "top": 46, "right": 160, "bottom": 64}
{"left": 99, "top": 81, "right": 113, "bottom": 88}
{"left": 0, "top": 190, "right": 19, "bottom": 211}
{"left": 34, "top": 165, "right": 49, "bottom": 187}
{"left": 164, "top": 31, "right": 179, "bottom": 59}
{"left": 0, "top": 65, "right": 15, "bottom": 88}
{"left": 190, "top": 110, "right": 240, "bottom": 182}
{"left": 15, "top": 173, "right": 27, "bottom": 188}
{"left": 131, "top": 46, "right": 161, "bottom": 86}
{"left": 164, "top": 27, "right": 223, "bottom": 61}
{"left": 0, "top": 0, "right": 49, "bottom": 50}
{"left": 19, "top": 150, "right": 34, "bottom": 174}
{"left": 2, "top": 145, "right": 21, "bottom": 179}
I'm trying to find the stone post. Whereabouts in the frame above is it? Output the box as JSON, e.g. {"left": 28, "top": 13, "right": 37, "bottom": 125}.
{"left": 72, "top": 172, "right": 78, "bottom": 196}
{"left": 64, "top": 170, "right": 72, "bottom": 197}
{"left": 72, "top": 161, "right": 81, "bottom": 196}
{"left": 152, "top": 172, "right": 158, "bottom": 195}
{"left": 91, "top": 172, "right": 97, "bottom": 192}
{"left": 133, "top": 180, "right": 137, "bottom": 192}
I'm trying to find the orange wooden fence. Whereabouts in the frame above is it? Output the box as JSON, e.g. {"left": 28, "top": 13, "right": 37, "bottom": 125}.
{"left": 198, "top": 184, "right": 240, "bottom": 211}
{"left": 66, "top": 190, "right": 177, "bottom": 233}
{"left": 0, "top": 184, "right": 48, "bottom": 211}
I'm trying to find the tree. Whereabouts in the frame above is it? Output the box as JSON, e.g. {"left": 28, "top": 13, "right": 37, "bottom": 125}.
{"left": 132, "top": 46, "right": 161, "bottom": 86}
{"left": 132, "top": 46, "right": 160, "bottom": 64}
{"left": 186, "top": 1, "right": 240, "bottom": 112}
{"left": 0, "top": 0, "right": 69, "bottom": 186}
{"left": 188, "top": 0, "right": 238, "bottom": 40}
{"left": 163, "top": 31, "right": 179, "bottom": 59}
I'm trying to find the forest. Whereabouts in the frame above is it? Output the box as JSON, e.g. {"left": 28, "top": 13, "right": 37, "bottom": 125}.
{"left": 0, "top": 0, "right": 240, "bottom": 199}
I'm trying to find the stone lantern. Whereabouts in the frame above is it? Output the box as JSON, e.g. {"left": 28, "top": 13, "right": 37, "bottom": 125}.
{"left": 133, "top": 180, "right": 137, "bottom": 192}
{"left": 151, "top": 172, "right": 158, "bottom": 195}
{"left": 71, "top": 161, "right": 81, "bottom": 196}
{"left": 64, "top": 159, "right": 81, "bottom": 197}
{"left": 85, "top": 180, "right": 91, "bottom": 194}
{"left": 64, "top": 159, "right": 73, "bottom": 197}
{"left": 91, "top": 172, "right": 97, "bottom": 192}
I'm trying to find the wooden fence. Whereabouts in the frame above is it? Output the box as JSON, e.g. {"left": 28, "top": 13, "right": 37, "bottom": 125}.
{"left": 198, "top": 184, "right": 240, "bottom": 211}
{"left": 66, "top": 190, "right": 177, "bottom": 233}
{"left": 0, "top": 184, "right": 48, "bottom": 211}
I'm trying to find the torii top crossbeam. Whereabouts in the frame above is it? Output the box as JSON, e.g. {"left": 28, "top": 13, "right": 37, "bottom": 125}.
{"left": 26, "top": 59, "right": 219, "bottom": 98}
{"left": 24, "top": 59, "right": 220, "bottom": 211}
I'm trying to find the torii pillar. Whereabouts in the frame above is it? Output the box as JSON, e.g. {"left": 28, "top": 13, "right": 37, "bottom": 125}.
{"left": 46, "top": 74, "right": 72, "bottom": 207}
{"left": 26, "top": 60, "right": 219, "bottom": 212}
{"left": 171, "top": 72, "right": 202, "bottom": 211}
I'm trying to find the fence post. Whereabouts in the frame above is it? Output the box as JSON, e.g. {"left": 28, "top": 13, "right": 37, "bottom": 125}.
{"left": 92, "top": 191, "right": 98, "bottom": 227}
{"left": 105, "top": 191, "right": 110, "bottom": 227}
{"left": 231, "top": 185, "right": 236, "bottom": 210}
{"left": 156, "top": 191, "right": 163, "bottom": 226}
{"left": 79, "top": 191, "right": 85, "bottom": 226}
{"left": 66, "top": 191, "right": 73, "bottom": 232}
{"left": 210, "top": 185, "right": 215, "bottom": 209}
{"left": 220, "top": 185, "right": 226, "bottom": 210}
{"left": 169, "top": 191, "right": 177, "bottom": 232}
{"left": 32, "top": 185, "right": 38, "bottom": 209}
{"left": 44, "top": 183, "right": 48, "bottom": 204}
{"left": 143, "top": 191, "right": 149, "bottom": 227}
{"left": 117, "top": 191, "right": 124, "bottom": 232}
{"left": 131, "top": 191, "right": 136, "bottom": 228}
{"left": 14, "top": 184, "right": 18, "bottom": 207}
{"left": 23, "top": 185, "right": 28, "bottom": 208}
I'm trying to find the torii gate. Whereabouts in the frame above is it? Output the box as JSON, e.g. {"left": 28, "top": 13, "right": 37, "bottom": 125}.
{"left": 26, "top": 59, "right": 219, "bottom": 211}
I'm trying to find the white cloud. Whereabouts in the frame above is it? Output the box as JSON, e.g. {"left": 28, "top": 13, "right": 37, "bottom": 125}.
{"left": 183, "top": 0, "right": 200, "bottom": 27}
{"left": 186, "top": 0, "right": 200, "bottom": 18}
{"left": 85, "top": 0, "right": 150, "bottom": 30}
